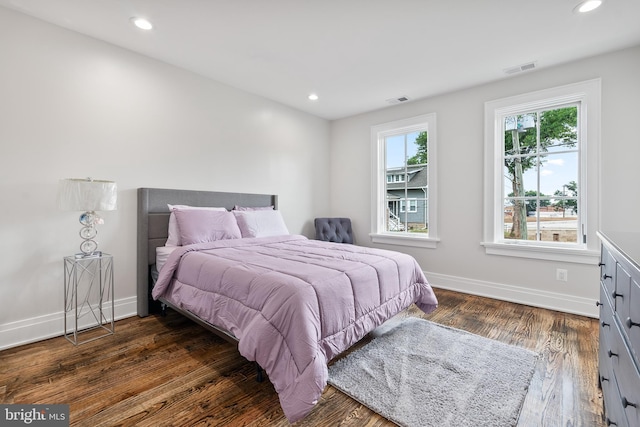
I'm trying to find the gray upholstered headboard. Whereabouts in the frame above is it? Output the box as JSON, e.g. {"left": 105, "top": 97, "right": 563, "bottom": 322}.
{"left": 137, "top": 188, "right": 278, "bottom": 317}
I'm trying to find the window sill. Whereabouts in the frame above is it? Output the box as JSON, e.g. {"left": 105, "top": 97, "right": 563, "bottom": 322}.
{"left": 481, "top": 241, "right": 600, "bottom": 264}
{"left": 370, "top": 233, "right": 439, "bottom": 249}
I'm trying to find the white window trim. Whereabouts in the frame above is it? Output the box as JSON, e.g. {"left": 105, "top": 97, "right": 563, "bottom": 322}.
{"left": 482, "top": 79, "right": 601, "bottom": 264}
{"left": 370, "top": 113, "right": 439, "bottom": 249}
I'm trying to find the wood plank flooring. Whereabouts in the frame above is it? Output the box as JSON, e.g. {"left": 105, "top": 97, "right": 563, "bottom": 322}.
{"left": 0, "top": 289, "right": 604, "bottom": 426}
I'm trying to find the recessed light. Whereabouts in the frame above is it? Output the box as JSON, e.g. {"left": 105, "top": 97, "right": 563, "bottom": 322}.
{"left": 308, "top": 93, "right": 319, "bottom": 101}
{"left": 131, "top": 17, "right": 153, "bottom": 30}
{"left": 574, "top": 0, "right": 603, "bottom": 13}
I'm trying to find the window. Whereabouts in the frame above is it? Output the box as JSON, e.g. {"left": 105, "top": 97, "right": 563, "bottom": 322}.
{"left": 483, "top": 79, "right": 601, "bottom": 263}
{"left": 400, "top": 199, "right": 418, "bottom": 213}
{"left": 387, "top": 173, "right": 406, "bottom": 183}
{"left": 371, "top": 113, "right": 438, "bottom": 248}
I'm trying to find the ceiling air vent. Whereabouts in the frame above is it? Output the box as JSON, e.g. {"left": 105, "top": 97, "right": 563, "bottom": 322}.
{"left": 504, "top": 61, "right": 537, "bottom": 75}
{"left": 386, "top": 96, "right": 410, "bottom": 105}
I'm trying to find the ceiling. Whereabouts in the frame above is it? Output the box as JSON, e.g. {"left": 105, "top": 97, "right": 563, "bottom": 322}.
{"left": 2, "top": 0, "right": 639, "bottom": 120}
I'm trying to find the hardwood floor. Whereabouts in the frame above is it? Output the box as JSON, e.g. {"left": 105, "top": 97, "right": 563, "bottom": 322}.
{"left": 0, "top": 289, "right": 604, "bottom": 426}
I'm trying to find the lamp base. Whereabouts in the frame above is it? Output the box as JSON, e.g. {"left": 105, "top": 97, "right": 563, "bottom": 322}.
{"left": 78, "top": 211, "right": 103, "bottom": 256}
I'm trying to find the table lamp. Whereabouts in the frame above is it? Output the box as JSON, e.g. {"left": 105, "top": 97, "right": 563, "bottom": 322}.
{"left": 57, "top": 178, "right": 117, "bottom": 257}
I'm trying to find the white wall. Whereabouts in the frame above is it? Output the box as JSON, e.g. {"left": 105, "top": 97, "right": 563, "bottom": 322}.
{"left": 0, "top": 7, "right": 331, "bottom": 349}
{"left": 330, "top": 45, "right": 640, "bottom": 317}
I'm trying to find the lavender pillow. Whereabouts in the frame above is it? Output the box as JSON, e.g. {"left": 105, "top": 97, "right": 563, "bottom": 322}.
{"left": 233, "top": 210, "right": 289, "bottom": 238}
{"left": 173, "top": 209, "right": 241, "bottom": 245}
{"left": 166, "top": 204, "right": 226, "bottom": 246}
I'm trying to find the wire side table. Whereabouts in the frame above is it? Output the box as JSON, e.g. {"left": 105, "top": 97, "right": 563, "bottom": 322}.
{"left": 63, "top": 253, "right": 114, "bottom": 345}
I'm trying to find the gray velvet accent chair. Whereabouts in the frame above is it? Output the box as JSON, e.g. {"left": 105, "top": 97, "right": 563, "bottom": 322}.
{"left": 314, "top": 217, "right": 354, "bottom": 244}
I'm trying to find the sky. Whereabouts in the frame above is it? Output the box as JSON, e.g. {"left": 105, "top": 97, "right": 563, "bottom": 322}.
{"left": 531, "top": 153, "right": 578, "bottom": 196}
{"left": 508, "top": 151, "right": 578, "bottom": 198}
{"left": 385, "top": 132, "right": 420, "bottom": 169}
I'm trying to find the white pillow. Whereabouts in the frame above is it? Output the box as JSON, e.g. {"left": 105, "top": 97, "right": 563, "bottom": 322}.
{"left": 166, "top": 204, "right": 226, "bottom": 246}
{"left": 233, "top": 205, "right": 274, "bottom": 211}
{"left": 156, "top": 246, "right": 176, "bottom": 272}
{"left": 233, "top": 210, "right": 289, "bottom": 238}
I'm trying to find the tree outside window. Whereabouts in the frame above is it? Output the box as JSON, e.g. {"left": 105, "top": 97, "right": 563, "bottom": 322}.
{"left": 502, "top": 106, "right": 579, "bottom": 243}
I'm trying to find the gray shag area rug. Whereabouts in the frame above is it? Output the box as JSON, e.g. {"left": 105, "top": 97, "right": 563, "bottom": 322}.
{"left": 328, "top": 317, "right": 538, "bottom": 427}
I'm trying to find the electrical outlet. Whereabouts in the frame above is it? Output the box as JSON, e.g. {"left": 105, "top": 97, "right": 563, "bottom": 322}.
{"left": 556, "top": 268, "right": 568, "bottom": 282}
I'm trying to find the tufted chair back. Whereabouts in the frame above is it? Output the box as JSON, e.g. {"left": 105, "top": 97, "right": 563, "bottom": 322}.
{"left": 314, "top": 218, "right": 354, "bottom": 244}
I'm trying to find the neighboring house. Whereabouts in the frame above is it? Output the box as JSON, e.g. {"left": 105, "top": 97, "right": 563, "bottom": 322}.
{"left": 386, "top": 164, "right": 428, "bottom": 230}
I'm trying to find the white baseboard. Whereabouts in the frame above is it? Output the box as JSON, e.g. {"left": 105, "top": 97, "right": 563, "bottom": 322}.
{"left": 425, "top": 271, "right": 598, "bottom": 318}
{"left": 0, "top": 273, "right": 598, "bottom": 351}
{"left": 0, "top": 296, "right": 137, "bottom": 351}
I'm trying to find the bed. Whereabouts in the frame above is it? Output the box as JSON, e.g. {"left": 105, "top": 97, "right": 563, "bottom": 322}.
{"left": 137, "top": 187, "right": 438, "bottom": 422}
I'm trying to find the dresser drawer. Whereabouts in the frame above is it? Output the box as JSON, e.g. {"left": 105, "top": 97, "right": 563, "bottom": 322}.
{"left": 600, "top": 335, "right": 613, "bottom": 391}
{"left": 601, "top": 245, "right": 617, "bottom": 297}
{"left": 604, "top": 316, "right": 626, "bottom": 374}
{"left": 627, "top": 276, "right": 640, "bottom": 362}
{"left": 616, "top": 262, "right": 632, "bottom": 324}
{"left": 600, "top": 283, "right": 615, "bottom": 357}
{"left": 616, "top": 333, "right": 640, "bottom": 426}
{"left": 602, "top": 370, "right": 630, "bottom": 427}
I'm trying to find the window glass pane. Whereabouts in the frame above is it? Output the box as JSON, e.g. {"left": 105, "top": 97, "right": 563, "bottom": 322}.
{"left": 537, "top": 199, "right": 578, "bottom": 243}
{"left": 539, "top": 151, "right": 579, "bottom": 243}
{"left": 504, "top": 114, "right": 537, "bottom": 157}
{"left": 384, "top": 130, "right": 428, "bottom": 234}
{"left": 406, "top": 131, "right": 424, "bottom": 165}
{"left": 540, "top": 106, "right": 578, "bottom": 153}
{"left": 538, "top": 152, "right": 578, "bottom": 198}
{"left": 501, "top": 104, "right": 581, "bottom": 245}
{"left": 503, "top": 198, "right": 531, "bottom": 240}
{"left": 504, "top": 162, "right": 540, "bottom": 199}
{"left": 385, "top": 134, "right": 404, "bottom": 233}
{"left": 386, "top": 135, "right": 405, "bottom": 168}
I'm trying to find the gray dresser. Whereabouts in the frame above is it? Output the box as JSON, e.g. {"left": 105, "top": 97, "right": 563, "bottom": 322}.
{"left": 598, "top": 231, "right": 640, "bottom": 427}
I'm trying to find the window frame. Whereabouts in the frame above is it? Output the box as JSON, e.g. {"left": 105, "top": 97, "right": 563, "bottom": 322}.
{"left": 370, "top": 113, "right": 439, "bottom": 248}
{"left": 482, "top": 79, "right": 601, "bottom": 264}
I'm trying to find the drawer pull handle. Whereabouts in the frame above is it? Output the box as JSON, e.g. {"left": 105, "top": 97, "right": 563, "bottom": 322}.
{"left": 599, "top": 262, "right": 605, "bottom": 267}
{"left": 612, "top": 292, "right": 623, "bottom": 299}
{"left": 606, "top": 418, "right": 617, "bottom": 426}
{"left": 608, "top": 350, "right": 618, "bottom": 358}
{"left": 596, "top": 301, "right": 603, "bottom": 307}
{"left": 627, "top": 318, "right": 640, "bottom": 329}
{"left": 603, "top": 274, "right": 612, "bottom": 280}
{"left": 622, "top": 397, "right": 637, "bottom": 408}
{"left": 601, "top": 321, "right": 610, "bottom": 328}
{"left": 600, "top": 375, "right": 609, "bottom": 382}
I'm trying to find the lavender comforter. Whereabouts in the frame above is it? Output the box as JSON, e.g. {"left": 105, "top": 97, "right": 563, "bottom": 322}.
{"left": 152, "top": 235, "right": 437, "bottom": 422}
